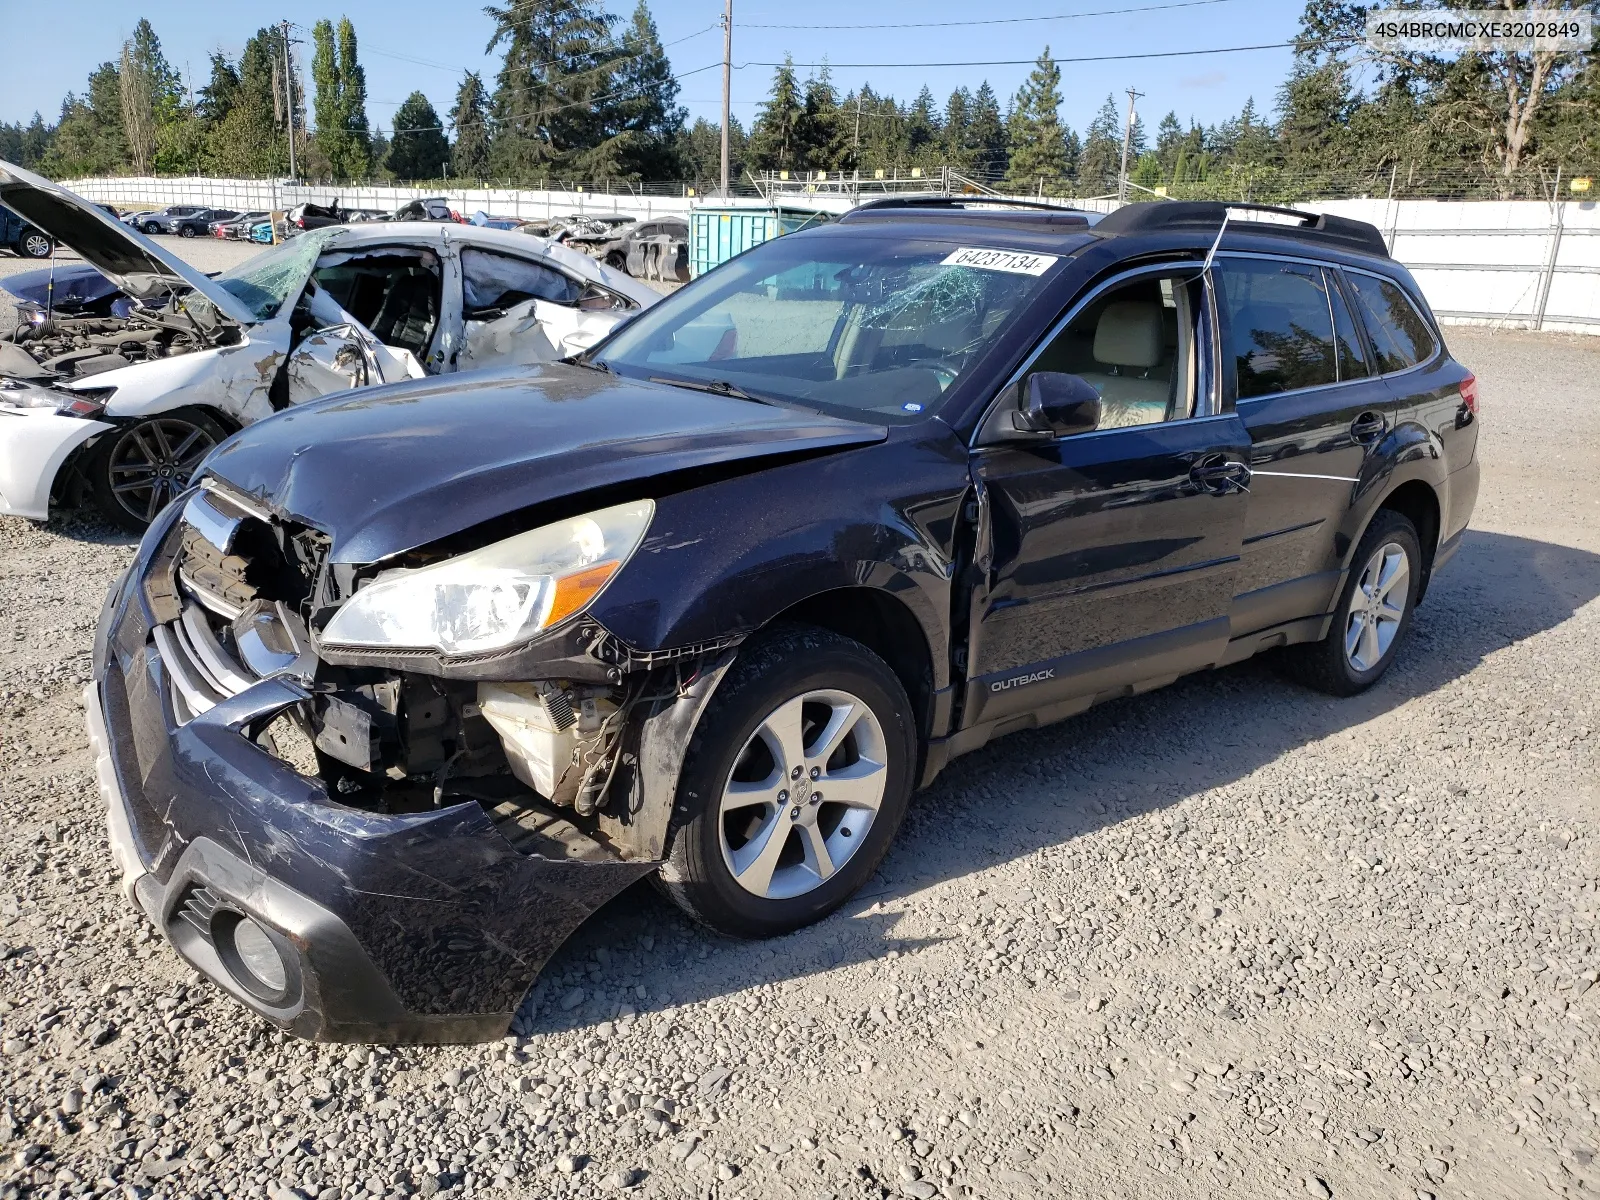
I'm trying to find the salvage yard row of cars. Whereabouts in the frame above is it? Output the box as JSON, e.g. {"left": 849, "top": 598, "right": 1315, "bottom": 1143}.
{"left": 0, "top": 160, "right": 1479, "bottom": 1043}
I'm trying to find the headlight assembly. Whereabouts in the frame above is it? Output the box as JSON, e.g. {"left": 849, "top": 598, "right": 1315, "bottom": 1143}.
{"left": 318, "top": 499, "right": 654, "bottom": 655}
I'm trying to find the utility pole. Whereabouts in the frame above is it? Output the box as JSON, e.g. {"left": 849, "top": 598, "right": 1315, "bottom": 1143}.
{"left": 854, "top": 94, "right": 862, "bottom": 151}
{"left": 1117, "top": 86, "right": 1143, "bottom": 204}
{"left": 281, "top": 19, "right": 297, "bottom": 181}
{"left": 719, "top": 0, "right": 733, "bottom": 196}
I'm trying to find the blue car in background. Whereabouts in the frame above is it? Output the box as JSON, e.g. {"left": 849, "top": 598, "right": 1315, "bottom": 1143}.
{"left": 1, "top": 201, "right": 55, "bottom": 258}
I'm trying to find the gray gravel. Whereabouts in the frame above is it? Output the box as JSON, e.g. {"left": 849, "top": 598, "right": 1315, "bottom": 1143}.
{"left": 1, "top": 326, "right": 1597, "bottom": 1200}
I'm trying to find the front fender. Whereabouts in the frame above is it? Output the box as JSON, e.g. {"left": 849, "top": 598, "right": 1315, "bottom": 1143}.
{"left": 0, "top": 409, "right": 112, "bottom": 519}
{"left": 99, "top": 326, "right": 288, "bottom": 425}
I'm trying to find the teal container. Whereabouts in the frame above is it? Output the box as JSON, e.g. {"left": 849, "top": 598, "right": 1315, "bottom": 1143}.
{"left": 688, "top": 204, "right": 832, "bottom": 278}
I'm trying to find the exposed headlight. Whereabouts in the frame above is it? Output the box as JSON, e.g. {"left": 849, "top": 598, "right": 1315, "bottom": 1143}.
{"left": 0, "top": 379, "right": 111, "bottom": 415}
{"left": 319, "top": 499, "right": 654, "bottom": 655}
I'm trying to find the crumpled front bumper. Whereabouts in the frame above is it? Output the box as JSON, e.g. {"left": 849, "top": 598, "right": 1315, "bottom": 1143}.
{"left": 0, "top": 407, "right": 111, "bottom": 520}
{"left": 88, "top": 503, "right": 656, "bottom": 1043}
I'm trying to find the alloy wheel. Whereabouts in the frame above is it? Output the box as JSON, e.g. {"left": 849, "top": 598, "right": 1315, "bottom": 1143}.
{"left": 106, "top": 419, "right": 218, "bottom": 523}
{"left": 21, "top": 232, "right": 51, "bottom": 257}
{"left": 718, "top": 689, "right": 888, "bottom": 901}
{"left": 1344, "top": 540, "right": 1409, "bottom": 672}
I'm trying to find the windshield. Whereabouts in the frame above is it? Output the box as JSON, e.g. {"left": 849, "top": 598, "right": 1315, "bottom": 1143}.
{"left": 593, "top": 233, "right": 1063, "bottom": 421}
{"left": 212, "top": 228, "right": 341, "bottom": 320}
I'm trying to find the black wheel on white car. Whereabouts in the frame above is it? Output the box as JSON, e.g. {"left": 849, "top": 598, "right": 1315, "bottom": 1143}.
{"left": 1281, "top": 508, "right": 1422, "bottom": 696}
{"left": 659, "top": 626, "right": 916, "bottom": 939}
{"left": 17, "top": 231, "right": 53, "bottom": 258}
{"left": 87, "top": 408, "right": 229, "bottom": 532}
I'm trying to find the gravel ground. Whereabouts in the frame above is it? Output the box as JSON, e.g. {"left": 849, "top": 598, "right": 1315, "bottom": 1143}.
{"left": 1, "top": 322, "right": 1597, "bottom": 1200}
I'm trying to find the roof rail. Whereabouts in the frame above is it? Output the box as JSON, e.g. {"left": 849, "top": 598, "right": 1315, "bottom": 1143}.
{"left": 1093, "top": 201, "right": 1389, "bottom": 258}
{"left": 839, "top": 196, "right": 1091, "bottom": 225}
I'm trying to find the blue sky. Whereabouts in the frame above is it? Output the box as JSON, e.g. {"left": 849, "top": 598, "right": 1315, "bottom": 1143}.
{"left": 1, "top": 0, "right": 1318, "bottom": 143}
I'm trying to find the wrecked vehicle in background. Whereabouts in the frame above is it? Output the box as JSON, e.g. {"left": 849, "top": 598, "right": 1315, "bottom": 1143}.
{"left": 0, "top": 161, "right": 660, "bottom": 531}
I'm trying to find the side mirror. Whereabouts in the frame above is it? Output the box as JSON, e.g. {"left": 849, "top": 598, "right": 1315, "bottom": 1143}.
{"left": 1010, "top": 372, "right": 1102, "bottom": 438}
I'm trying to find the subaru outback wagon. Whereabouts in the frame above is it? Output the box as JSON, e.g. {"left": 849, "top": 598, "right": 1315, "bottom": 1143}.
{"left": 88, "top": 199, "right": 1478, "bottom": 1041}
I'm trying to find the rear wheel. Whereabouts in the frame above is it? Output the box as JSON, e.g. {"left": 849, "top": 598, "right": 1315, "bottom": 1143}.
{"left": 658, "top": 626, "right": 916, "bottom": 939}
{"left": 1280, "top": 509, "right": 1421, "bottom": 696}
{"left": 17, "top": 230, "right": 52, "bottom": 258}
{"left": 87, "top": 409, "right": 228, "bottom": 532}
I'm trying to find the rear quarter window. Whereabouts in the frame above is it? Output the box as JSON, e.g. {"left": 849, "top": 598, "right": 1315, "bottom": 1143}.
{"left": 1346, "top": 273, "right": 1436, "bottom": 373}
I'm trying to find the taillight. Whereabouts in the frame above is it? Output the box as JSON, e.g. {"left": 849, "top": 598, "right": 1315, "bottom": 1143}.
{"left": 1460, "top": 372, "right": 1478, "bottom": 415}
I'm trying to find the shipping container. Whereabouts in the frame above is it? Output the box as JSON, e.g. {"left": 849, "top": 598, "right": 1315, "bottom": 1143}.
{"left": 688, "top": 202, "right": 835, "bottom": 278}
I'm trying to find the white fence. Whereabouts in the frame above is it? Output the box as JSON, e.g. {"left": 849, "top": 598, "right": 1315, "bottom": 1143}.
{"left": 56, "top": 176, "right": 1600, "bottom": 335}
{"left": 61, "top": 176, "right": 695, "bottom": 222}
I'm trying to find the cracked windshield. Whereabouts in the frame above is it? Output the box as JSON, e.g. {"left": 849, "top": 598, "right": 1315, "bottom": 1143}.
{"left": 596, "top": 237, "right": 1061, "bottom": 419}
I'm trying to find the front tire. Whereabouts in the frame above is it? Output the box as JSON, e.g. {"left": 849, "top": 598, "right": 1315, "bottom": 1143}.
{"left": 17, "top": 231, "right": 53, "bottom": 258}
{"left": 1281, "top": 508, "right": 1421, "bottom": 696}
{"left": 87, "top": 409, "right": 228, "bottom": 533}
{"left": 659, "top": 626, "right": 916, "bottom": 939}
{"left": 179, "top": 225, "right": 197, "bottom": 238}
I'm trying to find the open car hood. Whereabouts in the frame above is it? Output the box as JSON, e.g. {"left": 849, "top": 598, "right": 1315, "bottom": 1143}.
{"left": 201, "top": 363, "right": 888, "bottom": 563}
{"left": 0, "top": 161, "right": 258, "bottom": 325}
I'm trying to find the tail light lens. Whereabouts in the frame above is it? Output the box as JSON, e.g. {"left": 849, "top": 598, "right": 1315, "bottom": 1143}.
{"left": 1460, "top": 372, "right": 1478, "bottom": 415}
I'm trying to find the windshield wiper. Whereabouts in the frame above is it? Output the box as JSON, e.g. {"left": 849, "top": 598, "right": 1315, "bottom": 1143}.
{"left": 562, "top": 354, "right": 612, "bottom": 374}
{"left": 648, "top": 375, "right": 774, "bottom": 404}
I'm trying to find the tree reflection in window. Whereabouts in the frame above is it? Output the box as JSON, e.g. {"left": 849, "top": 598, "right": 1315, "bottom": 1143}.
{"left": 1218, "top": 259, "right": 1340, "bottom": 399}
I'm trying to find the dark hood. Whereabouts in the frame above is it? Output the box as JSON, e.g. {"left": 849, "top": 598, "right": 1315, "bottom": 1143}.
{"left": 202, "top": 364, "right": 888, "bottom": 563}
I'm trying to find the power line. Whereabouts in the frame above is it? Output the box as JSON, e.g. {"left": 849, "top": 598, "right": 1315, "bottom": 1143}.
{"left": 741, "top": 0, "right": 1245, "bottom": 31}
{"left": 746, "top": 39, "right": 1340, "bottom": 70}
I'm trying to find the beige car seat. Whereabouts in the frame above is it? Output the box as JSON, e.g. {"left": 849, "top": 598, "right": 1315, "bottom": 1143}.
{"left": 1077, "top": 300, "right": 1172, "bottom": 428}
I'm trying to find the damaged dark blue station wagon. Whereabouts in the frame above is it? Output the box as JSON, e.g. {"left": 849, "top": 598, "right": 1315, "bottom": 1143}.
{"left": 89, "top": 200, "right": 1480, "bottom": 1041}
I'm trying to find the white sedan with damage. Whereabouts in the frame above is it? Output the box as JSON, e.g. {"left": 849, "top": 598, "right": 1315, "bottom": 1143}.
{"left": 0, "top": 162, "right": 658, "bottom": 530}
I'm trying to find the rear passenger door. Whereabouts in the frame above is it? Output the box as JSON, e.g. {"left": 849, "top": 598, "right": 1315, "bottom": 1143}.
{"left": 1216, "top": 255, "right": 1396, "bottom": 636}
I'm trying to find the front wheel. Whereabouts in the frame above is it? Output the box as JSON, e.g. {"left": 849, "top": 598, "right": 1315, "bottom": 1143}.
{"left": 179, "top": 225, "right": 197, "bottom": 238}
{"left": 1280, "top": 509, "right": 1421, "bottom": 695}
{"left": 87, "top": 409, "right": 228, "bottom": 532}
{"left": 659, "top": 626, "right": 916, "bottom": 939}
{"left": 17, "top": 231, "right": 53, "bottom": 258}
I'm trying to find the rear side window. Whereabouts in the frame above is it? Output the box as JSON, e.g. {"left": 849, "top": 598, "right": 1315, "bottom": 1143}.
{"left": 461, "top": 248, "right": 581, "bottom": 315}
{"left": 1326, "top": 269, "right": 1369, "bottom": 380}
{"left": 1346, "top": 273, "right": 1435, "bottom": 373}
{"left": 1217, "top": 259, "right": 1339, "bottom": 399}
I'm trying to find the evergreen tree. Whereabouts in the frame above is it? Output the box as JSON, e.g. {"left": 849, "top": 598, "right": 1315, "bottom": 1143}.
{"left": 387, "top": 91, "right": 449, "bottom": 180}
{"left": 968, "top": 82, "right": 1007, "bottom": 182}
{"left": 205, "top": 27, "right": 295, "bottom": 178}
{"left": 1155, "top": 110, "right": 1183, "bottom": 179}
{"left": 484, "top": 0, "right": 617, "bottom": 181}
{"left": 675, "top": 116, "right": 745, "bottom": 188}
{"left": 798, "top": 65, "right": 848, "bottom": 171}
{"left": 604, "top": 0, "right": 686, "bottom": 179}
{"left": 198, "top": 53, "right": 240, "bottom": 125}
{"left": 44, "top": 64, "right": 126, "bottom": 178}
{"left": 1276, "top": 58, "right": 1355, "bottom": 193}
{"left": 905, "top": 85, "right": 940, "bottom": 167}
{"left": 450, "top": 71, "right": 492, "bottom": 181}
{"left": 1005, "top": 48, "right": 1069, "bottom": 193}
{"left": 118, "top": 20, "right": 182, "bottom": 174}
{"left": 1076, "top": 92, "right": 1123, "bottom": 194}
{"left": 942, "top": 87, "right": 973, "bottom": 173}
{"left": 748, "top": 56, "right": 803, "bottom": 173}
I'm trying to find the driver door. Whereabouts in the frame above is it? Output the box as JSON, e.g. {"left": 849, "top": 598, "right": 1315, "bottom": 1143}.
{"left": 964, "top": 264, "right": 1252, "bottom": 728}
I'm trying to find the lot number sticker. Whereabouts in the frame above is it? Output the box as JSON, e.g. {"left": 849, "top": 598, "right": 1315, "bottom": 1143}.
{"left": 941, "top": 247, "right": 1059, "bottom": 275}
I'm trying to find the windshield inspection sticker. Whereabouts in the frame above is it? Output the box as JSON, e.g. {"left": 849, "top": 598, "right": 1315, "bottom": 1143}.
{"left": 942, "top": 247, "right": 1060, "bottom": 276}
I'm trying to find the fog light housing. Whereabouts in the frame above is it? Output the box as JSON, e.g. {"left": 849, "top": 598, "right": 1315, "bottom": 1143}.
{"left": 214, "top": 911, "right": 294, "bottom": 1002}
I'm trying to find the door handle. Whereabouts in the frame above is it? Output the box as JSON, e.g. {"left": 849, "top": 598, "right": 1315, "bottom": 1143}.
{"left": 1350, "top": 411, "right": 1386, "bottom": 442}
{"left": 1190, "top": 459, "right": 1251, "bottom": 493}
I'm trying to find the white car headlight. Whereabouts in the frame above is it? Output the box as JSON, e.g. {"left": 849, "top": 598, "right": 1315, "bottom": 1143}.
{"left": 319, "top": 499, "right": 654, "bottom": 655}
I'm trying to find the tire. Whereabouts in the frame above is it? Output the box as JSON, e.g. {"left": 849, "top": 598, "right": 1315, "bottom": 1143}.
{"left": 658, "top": 625, "right": 917, "bottom": 939}
{"left": 142, "top": 221, "right": 162, "bottom": 235}
{"left": 179, "top": 225, "right": 197, "bottom": 238}
{"left": 87, "top": 409, "right": 229, "bottom": 533}
{"left": 17, "top": 230, "right": 53, "bottom": 258}
{"left": 1280, "top": 508, "right": 1422, "bottom": 696}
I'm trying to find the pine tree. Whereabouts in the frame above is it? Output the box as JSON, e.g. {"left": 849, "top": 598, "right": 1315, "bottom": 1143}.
{"left": 748, "top": 56, "right": 803, "bottom": 173}
{"left": 118, "top": 20, "right": 182, "bottom": 174}
{"left": 450, "top": 71, "right": 491, "bottom": 181}
{"left": 905, "top": 85, "right": 940, "bottom": 167}
{"left": 675, "top": 116, "right": 745, "bottom": 188}
{"left": 603, "top": 0, "right": 685, "bottom": 180}
{"left": 45, "top": 64, "right": 127, "bottom": 177}
{"left": 387, "top": 92, "right": 449, "bottom": 180}
{"left": 1005, "top": 48, "right": 1069, "bottom": 193}
{"left": 1277, "top": 58, "right": 1355, "bottom": 194}
{"left": 942, "top": 87, "right": 973, "bottom": 173}
{"left": 968, "top": 82, "right": 1007, "bottom": 182}
{"left": 1076, "top": 93, "right": 1123, "bottom": 194}
{"left": 1155, "top": 110, "right": 1183, "bottom": 179}
{"left": 205, "top": 27, "right": 295, "bottom": 178}
{"left": 485, "top": 0, "right": 617, "bottom": 181}
{"left": 798, "top": 65, "right": 848, "bottom": 171}
{"left": 198, "top": 53, "right": 240, "bottom": 125}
